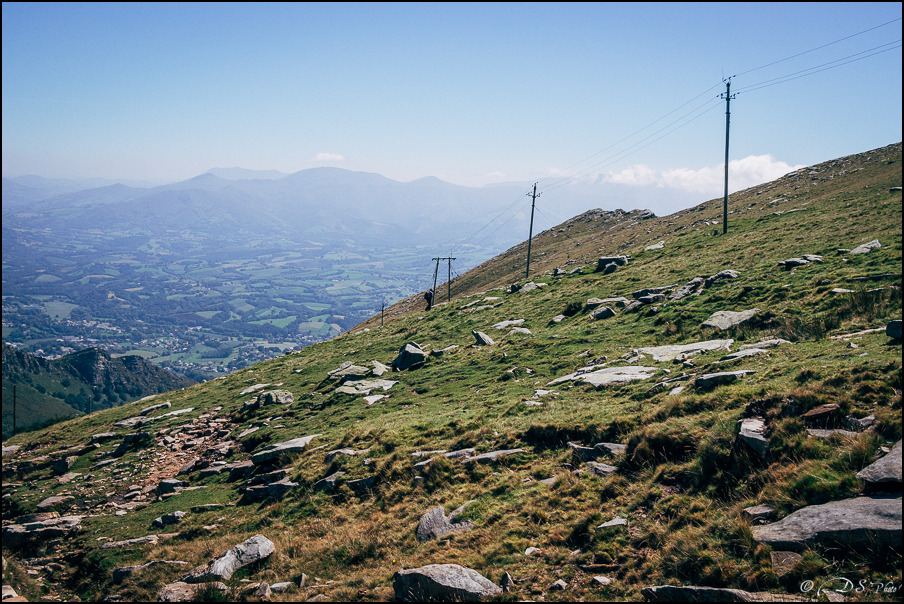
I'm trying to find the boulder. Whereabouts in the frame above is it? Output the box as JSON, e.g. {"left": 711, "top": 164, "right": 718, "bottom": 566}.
{"left": 669, "top": 277, "right": 705, "bottom": 301}
{"left": 888, "top": 320, "right": 902, "bottom": 341}
{"left": 492, "top": 319, "right": 524, "bottom": 329}
{"left": 850, "top": 239, "right": 881, "bottom": 254}
{"left": 856, "top": 440, "right": 902, "bottom": 489}
{"left": 391, "top": 342, "right": 428, "bottom": 370}
{"left": 590, "top": 306, "right": 615, "bottom": 320}
{"left": 313, "top": 471, "right": 345, "bottom": 492}
{"left": 328, "top": 362, "right": 371, "bottom": 381}
{"left": 472, "top": 331, "right": 495, "bottom": 346}
{"left": 637, "top": 340, "right": 734, "bottom": 362}
{"left": 152, "top": 511, "right": 187, "bottom": 528}
{"left": 250, "top": 435, "right": 321, "bottom": 466}
{"left": 751, "top": 496, "right": 902, "bottom": 552}
{"left": 393, "top": 564, "right": 501, "bottom": 602}
{"left": 243, "top": 477, "right": 298, "bottom": 502}
{"left": 256, "top": 389, "right": 294, "bottom": 405}
{"left": 701, "top": 309, "right": 760, "bottom": 331}
{"left": 585, "top": 461, "right": 618, "bottom": 476}
{"left": 550, "top": 366, "right": 658, "bottom": 388}
{"left": 416, "top": 504, "right": 475, "bottom": 542}
{"left": 181, "top": 534, "right": 275, "bottom": 583}
{"left": 738, "top": 417, "right": 769, "bottom": 459}
{"left": 335, "top": 379, "right": 397, "bottom": 396}
{"left": 703, "top": 270, "right": 739, "bottom": 288}
{"left": 2, "top": 515, "right": 82, "bottom": 549}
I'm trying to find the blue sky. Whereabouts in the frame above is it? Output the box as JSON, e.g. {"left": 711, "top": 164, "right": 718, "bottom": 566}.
{"left": 3, "top": 2, "right": 901, "bottom": 199}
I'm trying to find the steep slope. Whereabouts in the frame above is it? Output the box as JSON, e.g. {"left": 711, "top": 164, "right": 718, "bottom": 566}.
{"left": 1, "top": 345, "right": 196, "bottom": 438}
{"left": 1, "top": 143, "right": 901, "bottom": 603}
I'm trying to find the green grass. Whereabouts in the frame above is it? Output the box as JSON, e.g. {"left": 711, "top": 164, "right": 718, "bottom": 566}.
{"left": 2, "top": 143, "right": 901, "bottom": 602}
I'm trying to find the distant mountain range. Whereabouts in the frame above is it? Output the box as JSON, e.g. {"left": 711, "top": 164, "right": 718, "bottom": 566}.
{"left": 3, "top": 166, "right": 705, "bottom": 249}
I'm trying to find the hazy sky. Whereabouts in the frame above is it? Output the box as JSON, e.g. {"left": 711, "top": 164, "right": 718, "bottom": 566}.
{"left": 3, "top": 2, "right": 901, "bottom": 196}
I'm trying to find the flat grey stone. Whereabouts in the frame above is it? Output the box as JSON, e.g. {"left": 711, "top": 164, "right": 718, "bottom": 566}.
{"left": 393, "top": 564, "right": 501, "bottom": 602}
{"left": 548, "top": 366, "right": 658, "bottom": 387}
{"left": 751, "top": 496, "right": 902, "bottom": 552}
{"left": 637, "top": 340, "right": 734, "bottom": 362}
{"left": 598, "top": 515, "right": 627, "bottom": 529}
{"left": 467, "top": 449, "right": 525, "bottom": 464}
{"left": 181, "top": 534, "right": 275, "bottom": 583}
{"left": 472, "top": 331, "right": 495, "bottom": 346}
{"left": 850, "top": 239, "right": 881, "bottom": 254}
{"left": 738, "top": 417, "right": 769, "bottom": 459}
{"left": 250, "top": 434, "right": 321, "bottom": 465}
{"left": 702, "top": 309, "right": 760, "bottom": 331}
{"left": 856, "top": 440, "right": 902, "bottom": 488}
{"left": 585, "top": 461, "right": 618, "bottom": 476}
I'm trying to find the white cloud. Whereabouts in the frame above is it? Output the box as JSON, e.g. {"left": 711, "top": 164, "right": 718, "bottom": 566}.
{"left": 311, "top": 152, "right": 345, "bottom": 163}
{"left": 598, "top": 155, "right": 805, "bottom": 195}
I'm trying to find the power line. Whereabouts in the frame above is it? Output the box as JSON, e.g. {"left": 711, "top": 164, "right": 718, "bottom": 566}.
{"left": 734, "top": 40, "right": 902, "bottom": 95}
{"left": 733, "top": 17, "right": 901, "bottom": 78}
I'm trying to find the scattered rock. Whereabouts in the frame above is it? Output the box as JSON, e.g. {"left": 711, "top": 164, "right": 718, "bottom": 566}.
{"left": 850, "top": 239, "right": 881, "bottom": 254}
{"left": 416, "top": 503, "right": 475, "bottom": 542}
{"left": 158, "top": 581, "right": 228, "bottom": 602}
{"left": 637, "top": 339, "right": 734, "bottom": 362}
{"left": 598, "top": 515, "right": 627, "bottom": 529}
{"left": 250, "top": 435, "right": 321, "bottom": 466}
{"left": 738, "top": 417, "right": 769, "bottom": 459}
{"left": 180, "top": 534, "right": 275, "bottom": 583}
{"left": 887, "top": 319, "right": 902, "bottom": 341}
{"left": 391, "top": 342, "right": 429, "bottom": 370}
{"left": 701, "top": 309, "right": 760, "bottom": 331}
{"left": 335, "top": 379, "right": 397, "bottom": 396}
{"left": 590, "top": 306, "right": 615, "bottom": 320}
{"left": 393, "top": 564, "right": 501, "bottom": 602}
{"left": 472, "top": 331, "right": 495, "bottom": 346}
{"left": 856, "top": 440, "right": 902, "bottom": 490}
{"left": 585, "top": 461, "right": 618, "bottom": 476}
{"left": 703, "top": 270, "right": 740, "bottom": 288}
{"left": 152, "top": 511, "right": 187, "bottom": 528}
{"left": 492, "top": 319, "right": 524, "bottom": 329}
{"left": 769, "top": 551, "right": 802, "bottom": 578}
{"left": 548, "top": 366, "right": 659, "bottom": 388}
{"left": 751, "top": 495, "right": 902, "bottom": 552}
{"left": 742, "top": 505, "right": 776, "bottom": 523}
{"left": 466, "top": 449, "right": 525, "bottom": 464}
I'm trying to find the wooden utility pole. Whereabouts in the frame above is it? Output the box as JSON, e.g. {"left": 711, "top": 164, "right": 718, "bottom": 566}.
{"left": 432, "top": 257, "right": 456, "bottom": 302}
{"left": 525, "top": 183, "right": 540, "bottom": 278}
{"left": 721, "top": 78, "right": 736, "bottom": 235}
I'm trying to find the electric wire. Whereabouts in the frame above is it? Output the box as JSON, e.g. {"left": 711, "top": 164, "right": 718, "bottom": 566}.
{"left": 438, "top": 18, "right": 900, "bottom": 283}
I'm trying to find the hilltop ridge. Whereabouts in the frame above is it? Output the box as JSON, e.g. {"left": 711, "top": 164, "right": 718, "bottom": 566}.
{"left": 1, "top": 143, "right": 901, "bottom": 602}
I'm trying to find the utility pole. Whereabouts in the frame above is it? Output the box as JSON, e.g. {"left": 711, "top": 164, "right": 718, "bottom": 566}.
{"left": 721, "top": 78, "right": 736, "bottom": 235}
{"left": 431, "top": 257, "right": 456, "bottom": 302}
{"left": 525, "top": 183, "right": 540, "bottom": 278}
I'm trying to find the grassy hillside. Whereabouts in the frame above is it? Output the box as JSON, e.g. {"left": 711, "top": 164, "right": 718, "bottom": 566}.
{"left": 1, "top": 143, "right": 901, "bottom": 602}
{"left": 2, "top": 345, "right": 197, "bottom": 439}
